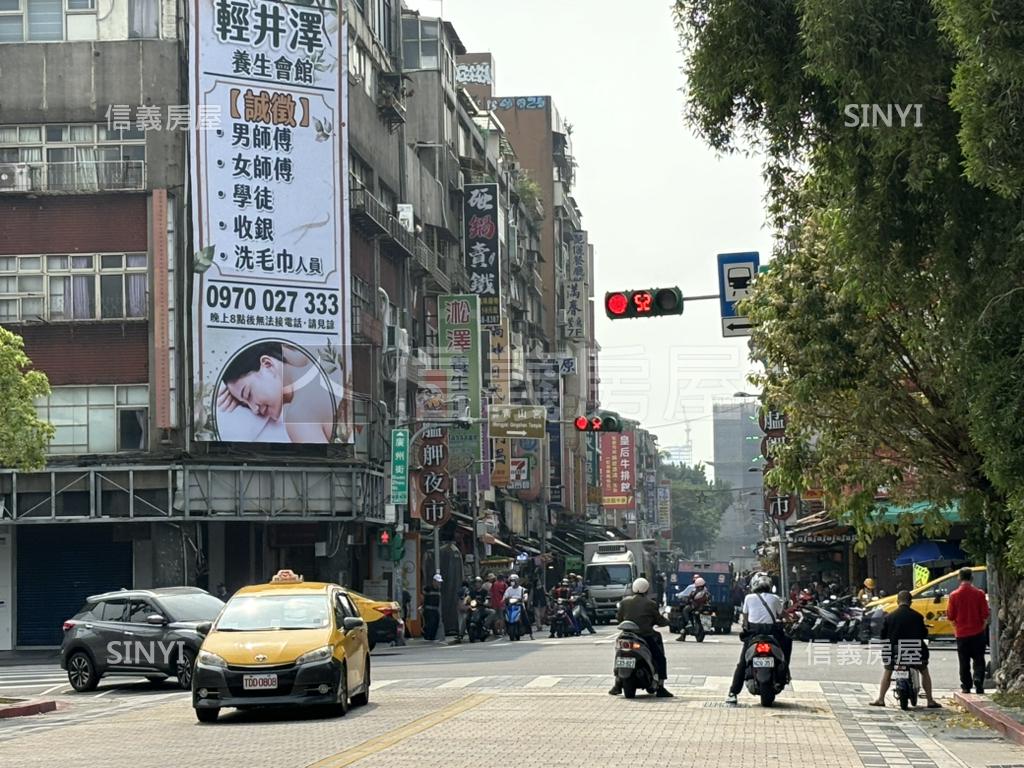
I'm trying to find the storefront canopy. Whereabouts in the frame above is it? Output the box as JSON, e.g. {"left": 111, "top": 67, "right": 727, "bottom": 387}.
{"left": 894, "top": 540, "right": 966, "bottom": 566}
{"left": 873, "top": 501, "right": 960, "bottom": 524}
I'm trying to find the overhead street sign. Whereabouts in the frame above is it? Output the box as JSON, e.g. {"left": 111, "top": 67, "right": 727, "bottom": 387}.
{"left": 717, "top": 251, "right": 760, "bottom": 338}
{"left": 489, "top": 405, "right": 546, "bottom": 439}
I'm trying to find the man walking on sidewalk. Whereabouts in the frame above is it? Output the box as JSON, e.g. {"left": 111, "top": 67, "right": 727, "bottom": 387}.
{"left": 947, "top": 568, "right": 990, "bottom": 694}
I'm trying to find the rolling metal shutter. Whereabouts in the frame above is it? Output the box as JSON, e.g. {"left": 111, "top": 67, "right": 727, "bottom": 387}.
{"left": 16, "top": 525, "right": 132, "bottom": 647}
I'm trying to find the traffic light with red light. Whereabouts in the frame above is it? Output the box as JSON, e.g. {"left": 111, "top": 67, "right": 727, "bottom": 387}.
{"left": 604, "top": 288, "right": 684, "bottom": 319}
{"left": 378, "top": 530, "right": 391, "bottom": 545}
{"left": 573, "top": 413, "right": 623, "bottom": 432}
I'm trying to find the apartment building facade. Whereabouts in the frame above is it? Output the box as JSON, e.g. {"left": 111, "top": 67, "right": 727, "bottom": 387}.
{"left": 0, "top": 1, "right": 569, "bottom": 647}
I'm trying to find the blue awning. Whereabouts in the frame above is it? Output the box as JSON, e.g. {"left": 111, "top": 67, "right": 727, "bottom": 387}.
{"left": 894, "top": 540, "right": 966, "bottom": 566}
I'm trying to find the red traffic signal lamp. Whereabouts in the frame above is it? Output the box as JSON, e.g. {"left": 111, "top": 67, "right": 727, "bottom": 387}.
{"left": 573, "top": 413, "right": 623, "bottom": 432}
{"left": 378, "top": 529, "right": 391, "bottom": 545}
{"left": 605, "top": 288, "right": 683, "bottom": 319}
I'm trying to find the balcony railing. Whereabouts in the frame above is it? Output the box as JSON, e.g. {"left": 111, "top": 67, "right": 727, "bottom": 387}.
{"left": 0, "top": 160, "right": 146, "bottom": 194}
{"left": 384, "top": 214, "right": 416, "bottom": 258}
{"left": 349, "top": 182, "right": 390, "bottom": 236}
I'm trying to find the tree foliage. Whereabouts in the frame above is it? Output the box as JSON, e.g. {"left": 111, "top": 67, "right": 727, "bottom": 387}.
{"left": 674, "top": 0, "right": 1024, "bottom": 567}
{"left": 0, "top": 327, "right": 53, "bottom": 470}
{"left": 660, "top": 461, "right": 732, "bottom": 556}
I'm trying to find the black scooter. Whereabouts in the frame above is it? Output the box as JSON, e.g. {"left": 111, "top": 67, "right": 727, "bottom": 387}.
{"left": 613, "top": 621, "right": 660, "bottom": 698}
{"left": 466, "top": 599, "right": 490, "bottom": 642}
{"left": 743, "top": 633, "right": 788, "bottom": 707}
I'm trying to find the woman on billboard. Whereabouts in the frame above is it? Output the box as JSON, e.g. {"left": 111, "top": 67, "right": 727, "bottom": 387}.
{"left": 215, "top": 341, "right": 339, "bottom": 443}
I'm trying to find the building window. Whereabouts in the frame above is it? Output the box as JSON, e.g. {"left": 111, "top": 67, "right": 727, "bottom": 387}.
{"left": 35, "top": 384, "right": 149, "bottom": 455}
{"left": 0, "top": 123, "right": 145, "bottom": 190}
{"left": 352, "top": 275, "right": 371, "bottom": 314}
{"left": 128, "top": 0, "right": 158, "bottom": 39}
{"left": 348, "top": 43, "right": 374, "bottom": 98}
{"left": 0, "top": 0, "right": 101, "bottom": 42}
{"left": 401, "top": 17, "right": 438, "bottom": 70}
{"left": 373, "top": 0, "right": 392, "bottom": 53}
{"left": 0, "top": 252, "right": 148, "bottom": 322}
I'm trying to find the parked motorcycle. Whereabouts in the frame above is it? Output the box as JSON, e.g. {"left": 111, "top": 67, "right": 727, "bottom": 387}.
{"left": 466, "top": 599, "right": 490, "bottom": 643}
{"left": 743, "top": 633, "right": 789, "bottom": 707}
{"left": 613, "top": 621, "right": 660, "bottom": 699}
{"left": 505, "top": 597, "right": 525, "bottom": 641}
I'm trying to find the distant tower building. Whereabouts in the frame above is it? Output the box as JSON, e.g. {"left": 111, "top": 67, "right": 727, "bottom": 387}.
{"left": 711, "top": 399, "right": 762, "bottom": 569}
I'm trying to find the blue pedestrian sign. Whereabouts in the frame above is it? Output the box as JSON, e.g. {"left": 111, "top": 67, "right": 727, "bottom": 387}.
{"left": 717, "top": 252, "right": 760, "bottom": 337}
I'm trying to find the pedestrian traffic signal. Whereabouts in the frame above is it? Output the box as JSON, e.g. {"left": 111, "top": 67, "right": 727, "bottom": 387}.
{"left": 378, "top": 529, "right": 391, "bottom": 545}
{"left": 573, "top": 413, "right": 623, "bottom": 432}
{"left": 604, "top": 288, "right": 683, "bottom": 319}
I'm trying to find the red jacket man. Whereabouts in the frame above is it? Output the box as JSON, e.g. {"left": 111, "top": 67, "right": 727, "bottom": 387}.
{"left": 946, "top": 568, "right": 990, "bottom": 694}
{"left": 490, "top": 577, "right": 508, "bottom": 611}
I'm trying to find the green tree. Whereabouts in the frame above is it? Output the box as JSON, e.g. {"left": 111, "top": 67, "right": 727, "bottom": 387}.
{"left": 0, "top": 327, "right": 52, "bottom": 470}
{"left": 675, "top": 0, "right": 1024, "bottom": 685}
{"left": 660, "top": 462, "right": 731, "bottom": 556}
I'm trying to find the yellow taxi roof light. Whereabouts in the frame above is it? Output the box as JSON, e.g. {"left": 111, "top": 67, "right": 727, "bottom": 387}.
{"left": 271, "top": 569, "right": 304, "bottom": 583}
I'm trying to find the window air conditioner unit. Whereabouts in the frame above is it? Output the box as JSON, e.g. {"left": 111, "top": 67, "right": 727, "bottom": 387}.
{"left": 0, "top": 163, "right": 30, "bottom": 191}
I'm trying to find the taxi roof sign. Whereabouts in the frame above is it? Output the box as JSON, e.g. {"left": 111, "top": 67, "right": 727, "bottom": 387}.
{"left": 271, "top": 569, "right": 304, "bottom": 583}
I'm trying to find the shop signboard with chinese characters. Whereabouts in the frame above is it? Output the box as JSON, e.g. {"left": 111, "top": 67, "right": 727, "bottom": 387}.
{"left": 489, "top": 318, "right": 511, "bottom": 487}
{"left": 600, "top": 432, "right": 635, "bottom": 509}
{"left": 411, "top": 369, "right": 451, "bottom": 522}
{"left": 189, "top": 0, "right": 351, "bottom": 445}
{"left": 658, "top": 480, "right": 672, "bottom": 549}
{"left": 438, "top": 295, "right": 482, "bottom": 471}
{"left": 566, "top": 231, "right": 587, "bottom": 339}
{"left": 464, "top": 183, "right": 501, "bottom": 328}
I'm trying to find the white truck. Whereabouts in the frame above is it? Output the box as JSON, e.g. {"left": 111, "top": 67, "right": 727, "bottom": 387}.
{"left": 582, "top": 539, "right": 658, "bottom": 622}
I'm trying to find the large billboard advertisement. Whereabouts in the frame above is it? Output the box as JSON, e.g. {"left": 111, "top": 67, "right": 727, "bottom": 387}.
{"left": 600, "top": 431, "right": 635, "bottom": 509}
{"left": 189, "top": 0, "right": 351, "bottom": 444}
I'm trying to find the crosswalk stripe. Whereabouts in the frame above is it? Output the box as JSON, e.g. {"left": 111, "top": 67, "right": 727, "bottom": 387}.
{"left": 525, "top": 676, "right": 561, "bottom": 688}
{"left": 438, "top": 676, "right": 482, "bottom": 689}
{"left": 371, "top": 679, "right": 397, "bottom": 689}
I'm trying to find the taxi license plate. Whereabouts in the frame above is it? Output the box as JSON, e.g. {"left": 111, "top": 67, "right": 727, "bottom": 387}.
{"left": 752, "top": 657, "right": 774, "bottom": 668}
{"left": 615, "top": 657, "right": 636, "bottom": 669}
{"left": 242, "top": 674, "right": 278, "bottom": 690}
{"left": 892, "top": 670, "right": 910, "bottom": 680}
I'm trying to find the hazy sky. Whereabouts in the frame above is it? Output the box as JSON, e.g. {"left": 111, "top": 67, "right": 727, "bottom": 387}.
{"left": 407, "top": 0, "right": 774, "bottom": 466}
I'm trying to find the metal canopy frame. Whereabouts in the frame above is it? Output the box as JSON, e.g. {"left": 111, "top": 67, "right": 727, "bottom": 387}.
{"left": 0, "top": 464, "right": 384, "bottom": 524}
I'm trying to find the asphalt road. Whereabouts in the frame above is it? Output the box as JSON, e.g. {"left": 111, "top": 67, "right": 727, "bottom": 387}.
{"left": 0, "top": 629, "right": 1018, "bottom": 768}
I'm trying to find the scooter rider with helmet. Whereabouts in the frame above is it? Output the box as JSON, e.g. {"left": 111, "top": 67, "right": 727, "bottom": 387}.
{"left": 725, "top": 572, "right": 791, "bottom": 705}
{"left": 610, "top": 577, "right": 673, "bottom": 698}
{"left": 502, "top": 574, "right": 534, "bottom": 640}
{"left": 677, "top": 576, "right": 711, "bottom": 641}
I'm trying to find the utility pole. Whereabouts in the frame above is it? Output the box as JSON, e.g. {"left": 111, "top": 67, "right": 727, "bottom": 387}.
{"left": 471, "top": 471, "right": 480, "bottom": 580}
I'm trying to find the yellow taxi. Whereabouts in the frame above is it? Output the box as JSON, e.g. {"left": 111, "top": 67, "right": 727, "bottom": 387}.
{"left": 865, "top": 566, "right": 987, "bottom": 638}
{"left": 192, "top": 570, "right": 371, "bottom": 723}
{"left": 348, "top": 590, "right": 403, "bottom": 649}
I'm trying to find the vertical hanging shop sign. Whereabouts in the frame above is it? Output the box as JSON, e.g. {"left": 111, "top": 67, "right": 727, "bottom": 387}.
{"left": 438, "top": 295, "right": 481, "bottom": 471}
{"left": 566, "top": 231, "right": 587, "bottom": 339}
{"left": 464, "top": 183, "right": 501, "bottom": 327}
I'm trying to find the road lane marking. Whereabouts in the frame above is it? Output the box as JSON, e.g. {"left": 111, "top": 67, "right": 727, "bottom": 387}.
{"left": 40, "top": 683, "right": 66, "bottom": 695}
{"left": 371, "top": 680, "right": 397, "bottom": 689}
{"left": 306, "top": 694, "right": 492, "bottom": 768}
{"left": 525, "top": 676, "right": 561, "bottom": 688}
{"left": 439, "top": 676, "right": 482, "bottom": 689}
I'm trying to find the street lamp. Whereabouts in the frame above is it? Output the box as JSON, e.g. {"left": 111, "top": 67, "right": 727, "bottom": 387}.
{"left": 733, "top": 391, "right": 759, "bottom": 398}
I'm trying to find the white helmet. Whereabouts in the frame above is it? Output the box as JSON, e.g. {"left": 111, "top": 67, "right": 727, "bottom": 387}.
{"left": 751, "top": 572, "right": 772, "bottom": 592}
{"left": 509, "top": 573, "right": 519, "bottom": 582}
{"left": 632, "top": 577, "right": 650, "bottom": 595}
{"left": 694, "top": 577, "right": 706, "bottom": 588}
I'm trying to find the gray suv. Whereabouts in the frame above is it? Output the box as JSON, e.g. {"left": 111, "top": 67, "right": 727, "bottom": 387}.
{"left": 60, "top": 587, "right": 224, "bottom": 692}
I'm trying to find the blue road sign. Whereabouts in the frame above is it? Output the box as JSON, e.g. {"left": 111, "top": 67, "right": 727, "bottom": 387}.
{"left": 716, "top": 252, "right": 760, "bottom": 337}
